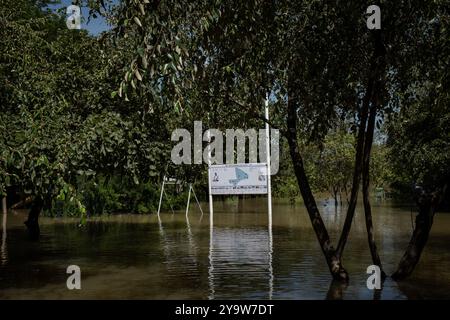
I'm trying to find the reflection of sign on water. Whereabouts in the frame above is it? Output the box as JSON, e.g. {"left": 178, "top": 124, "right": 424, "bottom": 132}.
{"left": 209, "top": 227, "right": 272, "bottom": 299}
{"left": 209, "top": 164, "right": 268, "bottom": 195}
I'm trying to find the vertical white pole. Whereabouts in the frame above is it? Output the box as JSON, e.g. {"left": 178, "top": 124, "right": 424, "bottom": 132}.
{"left": 191, "top": 186, "right": 204, "bottom": 216}
{"left": 207, "top": 119, "right": 215, "bottom": 300}
{"left": 2, "top": 197, "right": 6, "bottom": 215}
{"left": 208, "top": 171, "right": 213, "bottom": 220}
{"left": 207, "top": 121, "right": 213, "bottom": 224}
{"left": 265, "top": 98, "right": 273, "bottom": 227}
{"left": 185, "top": 184, "right": 192, "bottom": 217}
{"left": 157, "top": 178, "right": 165, "bottom": 216}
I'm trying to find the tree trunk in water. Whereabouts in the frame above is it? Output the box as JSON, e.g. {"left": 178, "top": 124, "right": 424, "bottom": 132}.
{"left": 335, "top": 67, "right": 373, "bottom": 259}
{"left": 362, "top": 102, "right": 386, "bottom": 278}
{"left": 326, "top": 280, "right": 348, "bottom": 300}
{"left": 336, "top": 30, "right": 385, "bottom": 258}
{"left": 24, "top": 197, "right": 44, "bottom": 240}
{"left": 286, "top": 92, "right": 348, "bottom": 281}
{"left": 391, "top": 186, "right": 446, "bottom": 280}
{"left": 333, "top": 190, "right": 338, "bottom": 208}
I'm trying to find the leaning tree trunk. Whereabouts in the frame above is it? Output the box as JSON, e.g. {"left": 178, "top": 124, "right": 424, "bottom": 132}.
{"left": 362, "top": 101, "right": 386, "bottom": 278}
{"left": 335, "top": 85, "right": 370, "bottom": 258}
{"left": 391, "top": 185, "right": 447, "bottom": 280}
{"left": 24, "top": 197, "right": 44, "bottom": 240}
{"left": 286, "top": 90, "right": 348, "bottom": 281}
{"left": 333, "top": 188, "right": 339, "bottom": 208}
{"left": 335, "top": 29, "right": 386, "bottom": 259}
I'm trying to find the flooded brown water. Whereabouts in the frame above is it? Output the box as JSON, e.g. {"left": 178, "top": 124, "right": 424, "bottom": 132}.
{"left": 1, "top": 198, "right": 450, "bottom": 299}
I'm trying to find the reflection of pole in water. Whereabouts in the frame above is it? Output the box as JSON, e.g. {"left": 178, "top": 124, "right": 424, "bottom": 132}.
{"left": 185, "top": 214, "right": 196, "bottom": 257}
{"left": 208, "top": 226, "right": 273, "bottom": 299}
{"left": 159, "top": 212, "right": 202, "bottom": 283}
{"left": 208, "top": 222, "right": 215, "bottom": 300}
{"left": 157, "top": 213, "right": 172, "bottom": 265}
{"left": 186, "top": 214, "right": 192, "bottom": 239}
{"left": 157, "top": 212, "right": 164, "bottom": 236}
{"left": 268, "top": 221, "right": 273, "bottom": 299}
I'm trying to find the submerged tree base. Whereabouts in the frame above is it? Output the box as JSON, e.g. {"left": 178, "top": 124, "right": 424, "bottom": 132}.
{"left": 392, "top": 186, "right": 447, "bottom": 281}
{"left": 24, "top": 198, "right": 43, "bottom": 241}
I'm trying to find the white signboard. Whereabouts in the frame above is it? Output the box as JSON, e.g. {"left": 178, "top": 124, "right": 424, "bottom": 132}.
{"left": 209, "top": 163, "right": 268, "bottom": 195}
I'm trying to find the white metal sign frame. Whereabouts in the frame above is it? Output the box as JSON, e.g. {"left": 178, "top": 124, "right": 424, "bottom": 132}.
{"left": 207, "top": 98, "right": 273, "bottom": 227}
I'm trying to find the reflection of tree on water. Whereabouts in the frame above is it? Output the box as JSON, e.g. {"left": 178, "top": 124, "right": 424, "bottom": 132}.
{"left": 208, "top": 227, "right": 274, "bottom": 299}
{"left": 326, "top": 280, "right": 348, "bottom": 300}
{"left": 325, "top": 278, "right": 383, "bottom": 300}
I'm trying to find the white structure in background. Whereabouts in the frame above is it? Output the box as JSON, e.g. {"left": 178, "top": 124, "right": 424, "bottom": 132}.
{"left": 207, "top": 99, "right": 273, "bottom": 225}
{"left": 157, "top": 176, "right": 176, "bottom": 215}
{"left": 157, "top": 176, "right": 203, "bottom": 217}
{"left": 185, "top": 183, "right": 204, "bottom": 217}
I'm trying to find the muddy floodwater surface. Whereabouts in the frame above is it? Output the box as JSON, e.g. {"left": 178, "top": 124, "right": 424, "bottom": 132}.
{"left": 1, "top": 199, "right": 450, "bottom": 299}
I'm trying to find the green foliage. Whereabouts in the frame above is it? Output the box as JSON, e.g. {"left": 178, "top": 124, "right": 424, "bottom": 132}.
{"left": 387, "top": 1, "right": 449, "bottom": 194}
{"left": 45, "top": 175, "right": 192, "bottom": 216}
{"left": 0, "top": 0, "right": 174, "bottom": 212}
{"left": 273, "top": 129, "right": 392, "bottom": 203}
{"left": 387, "top": 86, "right": 450, "bottom": 192}
{"left": 309, "top": 130, "right": 355, "bottom": 200}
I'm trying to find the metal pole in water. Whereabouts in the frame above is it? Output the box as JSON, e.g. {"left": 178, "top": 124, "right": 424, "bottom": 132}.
{"left": 265, "top": 97, "right": 274, "bottom": 299}
{"left": 186, "top": 183, "right": 192, "bottom": 217}
{"left": 265, "top": 98, "right": 273, "bottom": 227}
{"left": 191, "top": 186, "right": 204, "bottom": 216}
{"left": 207, "top": 119, "right": 214, "bottom": 224}
{"left": 157, "top": 178, "right": 165, "bottom": 216}
{"left": 207, "top": 117, "right": 215, "bottom": 299}
{"left": 2, "top": 197, "right": 6, "bottom": 215}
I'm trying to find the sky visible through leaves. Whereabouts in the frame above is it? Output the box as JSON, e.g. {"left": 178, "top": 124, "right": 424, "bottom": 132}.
{"left": 46, "top": 0, "right": 112, "bottom": 35}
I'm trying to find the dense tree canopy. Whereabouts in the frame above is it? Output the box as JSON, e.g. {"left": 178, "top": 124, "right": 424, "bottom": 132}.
{"left": 0, "top": 0, "right": 177, "bottom": 235}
